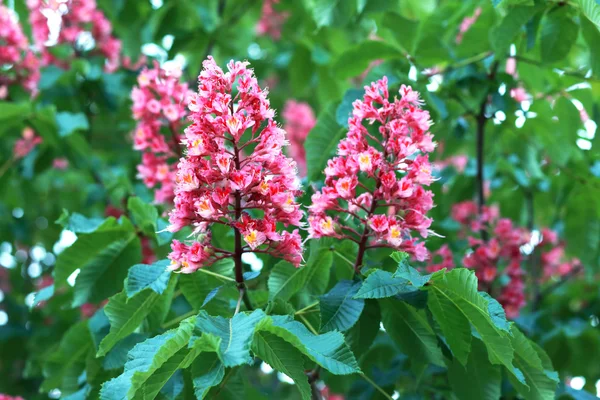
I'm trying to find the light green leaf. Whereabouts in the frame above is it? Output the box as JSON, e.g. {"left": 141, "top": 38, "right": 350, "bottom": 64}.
{"left": 192, "top": 353, "right": 225, "bottom": 399}
{"left": 428, "top": 269, "right": 519, "bottom": 381}
{"left": 353, "top": 270, "right": 416, "bottom": 299}
{"left": 100, "top": 317, "right": 196, "bottom": 400}
{"left": 126, "top": 260, "right": 172, "bottom": 298}
{"left": 256, "top": 315, "right": 361, "bottom": 375}
{"left": 392, "top": 254, "right": 432, "bottom": 287}
{"left": 195, "top": 310, "right": 266, "bottom": 367}
{"left": 0, "top": 101, "right": 31, "bottom": 122}
{"left": 508, "top": 326, "right": 558, "bottom": 400}
{"left": 56, "top": 112, "right": 89, "bottom": 137}
{"left": 56, "top": 210, "right": 104, "bottom": 233}
{"left": 127, "top": 196, "right": 159, "bottom": 238}
{"left": 252, "top": 331, "right": 311, "bottom": 400}
{"left": 448, "top": 338, "right": 502, "bottom": 400}
{"left": 319, "top": 280, "right": 365, "bottom": 333}
{"left": 268, "top": 261, "right": 306, "bottom": 302}
{"left": 380, "top": 298, "right": 445, "bottom": 367}
{"left": 581, "top": 16, "right": 600, "bottom": 77}
{"left": 577, "top": 0, "right": 600, "bottom": 31}
{"left": 333, "top": 41, "right": 401, "bottom": 79}
{"left": 491, "top": 5, "right": 540, "bottom": 52}
{"left": 41, "top": 321, "right": 93, "bottom": 394}
{"left": 305, "top": 104, "right": 345, "bottom": 181}
{"left": 480, "top": 292, "right": 511, "bottom": 333}
{"left": 97, "top": 283, "right": 172, "bottom": 357}
{"left": 540, "top": 7, "right": 579, "bottom": 63}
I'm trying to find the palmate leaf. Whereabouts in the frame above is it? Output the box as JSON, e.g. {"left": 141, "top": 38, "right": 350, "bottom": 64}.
{"left": 126, "top": 260, "right": 171, "bottom": 298}
{"left": 41, "top": 321, "right": 93, "bottom": 394}
{"left": 252, "top": 331, "right": 311, "bottom": 400}
{"left": 97, "top": 278, "right": 173, "bottom": 357}
{"left": 319, "top": 280, "right": 365, "bottom": 332}
{"left": 256, "top": 315, "right": 361, "bottom": 375}
{"left": 508, "top": 326, "right": 558, "bottom": 400}
{"left": 447, "top": 338, "right": 501, "bottom": 400}
{"left": 379, "top": 298, "right": 445, "bottom": 367}
{"left": 192, "top": 353, "right": 225, "bottom": 400}
{"left": 100, "top": 317, "right": 196, "bottom": 400}
{"left": 427, "top": 269, "right": 521, "bottom": 383}
{"left": 195, "top": 310, "right": 266, "bottom": 367}
{"left": 353, "top": 270, "right": 417, "bottom": 299}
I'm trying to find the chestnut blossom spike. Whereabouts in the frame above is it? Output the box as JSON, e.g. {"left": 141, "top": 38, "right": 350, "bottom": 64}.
{"left": 282, "top": 100, "right": 316, "bottom": 177}
{"left": 131, "top": 62, "right": 193, "bottom": 204}
{"left": 27, "top": 0, "right": 126, "bottom": 72}
{"left": 308, "top": 77, "right": 436, "bottom": 267}
{"left": 167, "top": 56, "right": 304, "bottom": 272}
{"left": 0, "top": 0, "right": 40, "bottom": 97}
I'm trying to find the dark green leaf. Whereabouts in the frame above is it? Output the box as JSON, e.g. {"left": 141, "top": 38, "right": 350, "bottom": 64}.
{"left": 319, "top": 280, "right": 365, "bottom": 332}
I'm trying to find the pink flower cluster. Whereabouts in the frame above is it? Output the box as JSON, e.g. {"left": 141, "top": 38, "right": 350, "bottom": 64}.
{"left": 14, "top": 127, "right": 42, "bottom": 159}
{"left": 0, "top": 394, "right": 24, "bottom": 400}
{"left": 450, "top": 201, "right": 530, "bottom": 318}
{"left": 256, "top": 0, "right": 288, "bottom": 40}
{"left": 538, "top": 227, "right": 581, "bottom": 280}
{"left": 308, "top": 78, "right": 436, "bottom": 263}
{"left": 27, "top": 0, "right": 121, "bottom": 72}
{"left": 456, "top": 7, "right": 482, "bottom": 44}
{"left": 167, "top": 57, "right": 304, "bottom": 272}
{"left": 131, "top": 63, "right": 192, "bottom": 204}
{"left": 433, "top": 154, "right": 468, "bottom": 174}
{"left": 282, "top": 100, "right": 316, "bottom": 177}
{"left": 0, "top": 0, "right": 40, "bottom": 97}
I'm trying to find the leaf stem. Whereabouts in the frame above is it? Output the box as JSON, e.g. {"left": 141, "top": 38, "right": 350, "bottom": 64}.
{"left": 295, "top": 301, "right": 319, "bottom": 315}
{"left": 298, "top": 314, "right": 319, "bottom": 335}
{"left": 197, "top": 268, "right": 236, "bottom": 282}
{"left": 161, "top": 310, "right": 197, "bottom": 329}
{"left": 360, "top": 373, "right": 393, "bottom": 400}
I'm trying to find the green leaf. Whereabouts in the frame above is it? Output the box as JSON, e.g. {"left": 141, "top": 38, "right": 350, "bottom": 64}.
{"left": 305, "top": 104, "right": 345, "bottom": 181}
{"left": 128, "top": 196, "right": 159, "bottom": 238}
{"left": 179, "top": 263, "right": 234, "bottom": 315}
{"left": 256, "top": 315, "right": 361, "bottom": 375}
{"left": 392, "top": 255, "right": 432, "bottom": 287}
{"left": 195, "top": 310, "right": 266, "bottom": 367}
{"left": 252, "top": 331, "right": 311, "bottom": 400}
{"left": 311, "top": 0, "right": 356, "bottom": 27}
{"left": 508, "top": 326, "right": 558, "bottom": 400}
{"left": 97, "top": 283, "right": 172, "bottom": 357}
{"left": 336, "top": 89, "right": 363, "bottom": 127}
{"left": 191, "top": 353, "right": 225, "bottom": 399}
{"left": 577, "top": 0, "right": 600, "bottom": 31}
{"left": 126, "top": 260, "right": 172, "bottom": 298}
{"left": 304, "top": 240, "right": 333, "bottom": 295}
{"left": 33, "top": 284, "right": 55, "bottom": 307}
{"left": 353, "top": 270, "right": 416, "bottom": 299}
{"left": 56, "top": 112, "right": 89, "bottom": 137}
{"left": 268, "top": 261, "right": 306, "bottom": 302}
{"left": 540, "top": 7, "right": 579, "bottom": 63}
{"left": 0, "top": 101, "right": 31, "bottom": 122}
{"left": 491, "top": 5, "right": 540, "bottom": 52}
{"left": 333, "top": 41, "right": 401, "bottom": 79}
{"left": 346, "top": 299, "right": 380, "bottom": 358}
{"left": 41, "top": 321, "right": 93, "bottom": 394}
{"left": 480, "top": 292, "right": 511, "bottom": 333}
{"left": 319, "top": 280, "right": 365, "bottom": 333}
{"left": 72, "top": 232, "right": 141, "bottom": 307}
{"left": 581, "top": 16, "right": 600, "bottom": 77}
{"left": 428, "top": 283, "right": 472, "bottom": 366}
{"left": 100, "top": 317, "right": 196, "bottom": 400}
{"left": 448, "top": 338, "right": 502, "bottom": 400}
{"left": 380, "top": 298, "right": 445, "bottom": 367}
{"left": 428, "top": 269, "right": 519, "bottom": 380}
{"left": 56, "top": 210, "right": 104, "bottom": 233}
{"left": 382, "top": 12, "right": 419, "bottom": 53}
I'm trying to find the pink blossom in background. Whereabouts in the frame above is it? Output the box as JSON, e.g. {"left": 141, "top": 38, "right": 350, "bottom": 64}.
{"left": 434, "top": 154, "right": 468, "bottom": 173}
{"left": 167, "top": 57, "right": 304, "bottom": 272}
{"left": 320, "top": 386, "right": 345, "bottom": 400}
{"left": 505, "top": 57, "right": 517, "bottom": 77}
{"left": 0, "top": 394, "right": 24, "bottom": 400}
{"left": 456, "top": 7, "right": 482, "bottom": 44}
{"left": 131, "top": 62, "right": 192, "bottom": 205}
{"left": 0, "top": 267, "right": 11, "bottom": 294}
{"left": 13, "top": 127, "right": 42, "bottom": 159}
{"left": 510, "top": 87, "right": 529, "bottom": 103}
{"left": 0, "top": 0, "right": 40, "bottom": 97}
{"left": 282, "top": 100, "right": 316, "bottom": 177}
{"left": 579, "top": 107, "right": 590, "bottom": 123}
{"left": 538, "top": 227, "right": 581, "bottom": 280}
{"left": 52, "top": 157, "right": 69, "bottom": 169}
{"left": 426, "top": 244, "right": 455, "bottom": 273}
{"left": 308, "top": 78, "right": 437, "bottom": 263}
{"left": 27, "top": 0, "right": 124, "bottom": 72}
{"left": 256, "top": 0, "right": 289, "bottom": 40}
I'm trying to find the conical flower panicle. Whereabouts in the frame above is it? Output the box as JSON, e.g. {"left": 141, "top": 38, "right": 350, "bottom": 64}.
{"left": 308, "top": 78, "right": 436, "bottom": 263}
{"left": 168, "top": 57, "right": 303, "bottom": 272}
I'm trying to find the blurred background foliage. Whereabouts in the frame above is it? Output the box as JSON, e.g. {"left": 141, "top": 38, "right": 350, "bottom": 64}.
{"left": 1, "top": 0, "right": 600, "bottom": 399}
